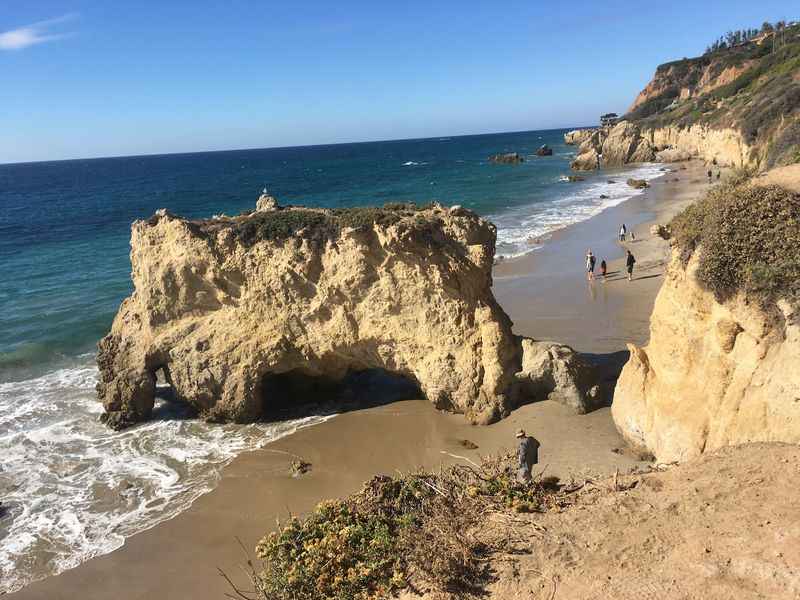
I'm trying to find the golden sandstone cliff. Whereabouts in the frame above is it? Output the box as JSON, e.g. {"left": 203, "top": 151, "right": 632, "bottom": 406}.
{"left": 567, "top": 23, "right": 800, "bottom": 171}
{"left": 613, "top": 180, "right": 800, "bottom": 462}
{"left": 98, "top": 198, "right": 602, "bottom": 429}
{"left": 612, "top": 251, "right": 800, "bottom": 462}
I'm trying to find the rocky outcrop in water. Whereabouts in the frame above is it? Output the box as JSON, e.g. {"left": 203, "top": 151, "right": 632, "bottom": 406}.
{"left": 612, "top": 250, "right": 800, "bottom": 462}
{"left": 626, "top": 178, "right": 649, "bottom": 189}
{"left": 489, "top": 153, "right": 524, "bottom": 164}
{"left": 570, "top": 121, "right": 656, "bottom": 171}
{"left": 97, "top": 200, "right": 604, "bottom": 429}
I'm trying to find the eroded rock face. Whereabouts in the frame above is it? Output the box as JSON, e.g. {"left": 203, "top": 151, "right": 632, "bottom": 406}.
{"left": 568, "top": 121, "right": 754, "bottom": 171}
{"left": 570, "top": 121, "right": 655, "bottom": 171}
{"left": 98, "top": 202, "right": 602, "bottom": 429}
{"left": 612, "top": 251, "right": 800, "bottom": 462}
{"left": 516, "top": 339, "right": 604, "bottom": 414}
{"left": 564, "top": 129, "right": 595, "bottom": 145}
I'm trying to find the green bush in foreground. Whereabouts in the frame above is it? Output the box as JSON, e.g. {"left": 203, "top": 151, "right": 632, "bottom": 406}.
{"left": 240, "top": 454, "right": 560, "bottom": 600}
{"left": 670, "top": 178, "right": 800, "bottom": 314}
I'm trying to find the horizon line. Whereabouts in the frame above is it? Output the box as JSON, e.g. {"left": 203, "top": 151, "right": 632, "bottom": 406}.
{"left": 0, "top": 124, "right": 597, "bottom": 167}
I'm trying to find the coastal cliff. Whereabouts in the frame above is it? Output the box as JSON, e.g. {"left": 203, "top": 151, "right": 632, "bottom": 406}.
{"left": 613, "top": 180, "right": 800, "bottom": 462}
{"left": 569, "top": 22, "right": 800, "bottom": 170}
{"left": 98, "top": 198, "right": 602, "bottom": 429}
{"left": 613, "top": 251, "right": 800, "bottom": 462}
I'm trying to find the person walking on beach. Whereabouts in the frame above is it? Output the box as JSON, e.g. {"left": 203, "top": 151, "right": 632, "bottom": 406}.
{"left": 586, "top": 250, "right": 596, "bottom": 280}
{"left": 600, "top": 259, "right": 607, "bottom": 281}
{"left": 626, "top": 250, "right": 636, "bottom": 281}
{"left": 515, "top": 429, "right": 540, "bottom": 483}
{"left": 619, "top": 224, "right": 627, "bottom": 242}
{"left": 707, "top": 169, "right": 713, "bottom": 182}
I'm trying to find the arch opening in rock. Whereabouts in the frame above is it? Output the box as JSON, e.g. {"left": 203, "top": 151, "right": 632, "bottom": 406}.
{"left": 151, "top": 365, "right": 197, "bottom": 421}
{"left": 260, "top": 368, "right": 422, "bottom": 422}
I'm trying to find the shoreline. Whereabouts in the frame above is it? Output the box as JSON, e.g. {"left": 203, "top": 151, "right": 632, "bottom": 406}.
{"left": 10, "top": 160, "right": 712, "bottom": 599}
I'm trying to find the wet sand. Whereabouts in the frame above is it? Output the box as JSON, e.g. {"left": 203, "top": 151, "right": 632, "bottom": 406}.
{"left": 495, "top": 160, "right": 711, "bottom": 352}
{"left": 11, "top": 161, "right": 712, "bottom": 599}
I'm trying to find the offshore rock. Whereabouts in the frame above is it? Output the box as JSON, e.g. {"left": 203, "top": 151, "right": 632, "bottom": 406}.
{"left": 489, "top": 152, "right": 524, "bottom": 164}
{"left": 626, "top": 178, "right": 649, "bottom": 189}
{"left": 97, "top": 200, "right": 601, "bottom": 429}
{"left": 613, "top": 250, "right": 800, "bottom": 462}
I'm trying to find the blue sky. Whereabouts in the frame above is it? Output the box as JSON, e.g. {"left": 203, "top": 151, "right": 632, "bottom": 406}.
{"left": 1, "top": 1, "right": 795, "bottom": 163}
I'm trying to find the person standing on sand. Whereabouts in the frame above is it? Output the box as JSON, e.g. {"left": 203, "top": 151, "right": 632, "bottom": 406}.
{"left": 707, "top": 169, "right": 713, "bottom": 182}
{"left": 586, "top": 250, "right": 596, "bottom": 280}
{"left": 515, "top": 429, "right": 540, "bottom": 483}
{"left": 600, "top": 259, "right": 607, "bottom": 281}
{"left": 626, "top": 250, "right": 636, "bottom": 281}
{"left": 619, "top": 224, "right": 626, "bottom": 242}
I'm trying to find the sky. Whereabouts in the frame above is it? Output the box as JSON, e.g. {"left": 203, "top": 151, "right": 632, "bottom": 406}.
{"left": 0, "top": 0, "right": 796, "bottom": 163}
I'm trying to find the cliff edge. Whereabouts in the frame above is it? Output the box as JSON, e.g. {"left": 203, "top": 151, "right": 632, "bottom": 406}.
{"left": 569, "top": 23, "right": 800, "bottom": 170}
{"left": 613, "top": 180, "right": 800, "bottom": 461}
{"left": 98, "top": 198, "right": 603, "bottom": 429}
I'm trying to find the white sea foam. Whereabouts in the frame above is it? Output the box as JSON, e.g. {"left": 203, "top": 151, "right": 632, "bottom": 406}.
{"left": 403, "top": 161, "right": 419, "bottom": 166}
{"left": 0, "top": 361, "right": 331, "bottom": 594}
{"left": 492, "top": 163, "right": 665, "bottom": 258}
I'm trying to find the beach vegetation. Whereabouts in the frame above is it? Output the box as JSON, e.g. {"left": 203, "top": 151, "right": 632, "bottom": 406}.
{"left": 195, "top": 202, "right": 438, "bottom": 248}
{"left": 225, "top": 453, "right": 566, "bottom": 600}
{"left": 670, "top": 179, "right": 800, "bottom": 314}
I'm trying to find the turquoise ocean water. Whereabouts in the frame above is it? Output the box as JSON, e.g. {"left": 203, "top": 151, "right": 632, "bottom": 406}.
{"left": 0, "top": 129, "right": 664, "bottom": 591}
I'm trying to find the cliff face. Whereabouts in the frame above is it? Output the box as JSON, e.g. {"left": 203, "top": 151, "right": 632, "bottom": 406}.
{"left": 612, "top": 251, "right": 800, "bottom": 462}
{"left": 627, "top": 56, "right": 756, "bottom": 115}
{"left": 98, "top": 200, "right": 604, "bottom": 429}
{"left": 570, "top": 121, "right": 657, "bottom": 170}
{"left": 570, "top": 121, "right": 752, "bottom": 171}
{"left": 570, "top": 24, "right": 800, "bottom": 170}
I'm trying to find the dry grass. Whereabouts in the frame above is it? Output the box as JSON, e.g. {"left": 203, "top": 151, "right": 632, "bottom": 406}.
{"left": 221, "top": 453, "right": 570, "bottom": 600}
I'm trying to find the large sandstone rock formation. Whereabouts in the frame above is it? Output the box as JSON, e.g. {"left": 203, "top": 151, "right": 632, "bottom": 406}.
{"left": 98, "top": 201, "right": 603, "bottom": 429}
{"left": 569, "top": 121, "right": 753, "bottom": 171}
{"left": 570, "top": 121, "right": 656, "bottom": 171}
{"left": 613, "top": 250, "right": 800, "bottom": 462}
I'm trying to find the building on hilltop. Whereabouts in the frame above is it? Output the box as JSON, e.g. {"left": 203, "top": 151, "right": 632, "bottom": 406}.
{"left": 600, "top": 112, "right": 619, "bottom": 127}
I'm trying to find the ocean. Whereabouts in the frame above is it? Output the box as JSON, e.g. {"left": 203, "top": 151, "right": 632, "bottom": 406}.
{"left": 0, "top": 129, "right": 664, "bottom": 592}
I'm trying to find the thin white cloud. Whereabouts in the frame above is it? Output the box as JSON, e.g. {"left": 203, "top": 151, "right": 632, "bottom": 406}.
{"left": 0, "top": 14, "right": 77, "bottom": 51}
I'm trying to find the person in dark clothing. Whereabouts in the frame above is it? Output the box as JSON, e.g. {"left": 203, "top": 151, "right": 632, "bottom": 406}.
{"left": 717, "top": 171, "right": 721, "bottom": 180}
{"left": 515, "top": 429, "right": 541, "bottom": 482}
{"left": 707, "top": 169, "right": 713, "bottom": 181}
{"left": 626, "top": 250, "right": 636, "bottom": 281}
{"left": 600, "top": 259, "right": 607, "bottom": 281}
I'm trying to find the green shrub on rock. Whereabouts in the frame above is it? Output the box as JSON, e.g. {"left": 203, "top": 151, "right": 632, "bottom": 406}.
{"left": 670, "top": 180, "right": 800, "bottom": 313}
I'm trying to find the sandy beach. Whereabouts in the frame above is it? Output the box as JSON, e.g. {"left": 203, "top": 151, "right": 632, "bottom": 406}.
{"left": 11, "top": 161, "right": 713, "bottom": 599}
